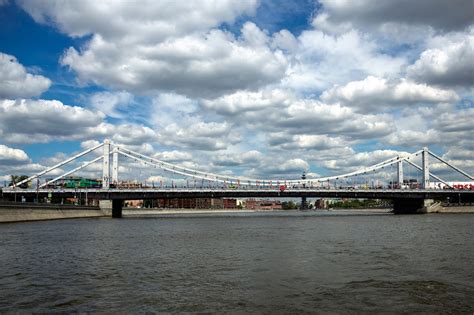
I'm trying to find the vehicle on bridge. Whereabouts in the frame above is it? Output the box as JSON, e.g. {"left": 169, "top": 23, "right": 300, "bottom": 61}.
{"left": 428, "top": 181, "right": 474, "bottom": 190}
{"left": 63, "top": 178, "right": 102, "bottom": 189}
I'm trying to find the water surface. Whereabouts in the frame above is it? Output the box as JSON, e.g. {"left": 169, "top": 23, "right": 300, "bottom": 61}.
{"left": 1, "top": 211, "right": 473, "bottom": 313}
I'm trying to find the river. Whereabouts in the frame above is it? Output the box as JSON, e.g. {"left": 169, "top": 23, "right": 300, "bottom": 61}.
{"left": 0, "top": 210, "right": 473, "bottom": 313}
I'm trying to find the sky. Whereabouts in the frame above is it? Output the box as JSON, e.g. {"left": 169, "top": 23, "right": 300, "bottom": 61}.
{"left": 0, "top": 0, "right": 473, "bottom": 185}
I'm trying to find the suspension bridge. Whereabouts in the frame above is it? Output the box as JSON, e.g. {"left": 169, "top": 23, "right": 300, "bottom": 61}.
{"left": 1, "top": 139, "right": 473, "bottom": 216}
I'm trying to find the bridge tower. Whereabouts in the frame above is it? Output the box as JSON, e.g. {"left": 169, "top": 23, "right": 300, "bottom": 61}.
{"left": 102, "top": 139, "right": 110, "bottom": 189}
{"left": 422, "top": 147, "right": 429, "bottom": 189}
{"left": 112, "top": 147, "right": 118, "bottom": 186}
{"left": 397, "top": 159, "right": 403, "bottom": 187}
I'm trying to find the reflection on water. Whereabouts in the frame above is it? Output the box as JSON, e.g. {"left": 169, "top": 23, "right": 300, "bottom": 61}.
{"left": 0, "top": 211, "right": 473, "bottom": 313}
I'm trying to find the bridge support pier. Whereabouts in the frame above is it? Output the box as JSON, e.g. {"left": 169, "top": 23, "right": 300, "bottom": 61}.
{"left": 392, "top": 198, "right": 436, "bottom": 214}
{"left": 300, "top": 197, "right": 307, "bottom": 210}
{"left": 112, "top": 199, "right": 123, "bottom": 218}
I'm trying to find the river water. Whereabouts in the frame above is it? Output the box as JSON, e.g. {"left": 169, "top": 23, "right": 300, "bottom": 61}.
{"left": 0, "top": 210, "right": 473, "bottom": 313}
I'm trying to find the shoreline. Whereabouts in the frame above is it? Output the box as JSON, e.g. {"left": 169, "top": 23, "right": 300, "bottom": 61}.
{"left": 122, "top": 208, "right": 392, "bottom": 215}
{"left": 1, "top": 204, "right": 473, "bottom": 223}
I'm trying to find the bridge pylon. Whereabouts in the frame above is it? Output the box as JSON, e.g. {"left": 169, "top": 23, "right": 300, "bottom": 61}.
{"left": 112, "top": 147, "right": 118, "bottom": 186}
{"left": 397, "top": 158, "right": 403, "bottom": 186}
{"left": 102, "top": 139, "right": 110, "bottom": 189}
{"left": 422, "top": 147, "right": 429, "bottom": 189}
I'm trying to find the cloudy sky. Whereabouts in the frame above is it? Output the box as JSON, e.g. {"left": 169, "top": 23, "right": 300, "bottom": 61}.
{"left": 0, "top": 0, "right": 473, "bottom": 184}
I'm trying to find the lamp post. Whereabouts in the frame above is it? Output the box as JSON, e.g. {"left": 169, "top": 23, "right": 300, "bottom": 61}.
{"left": 301, "top": 171, "right": 307, "bottom": 210}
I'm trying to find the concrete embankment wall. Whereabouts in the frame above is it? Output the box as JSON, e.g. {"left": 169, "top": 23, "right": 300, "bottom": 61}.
{"left": 435, "top": 205, "right": 474, "bottom": 213}
{"left": 0, "top": 203, "right": 107, "bottom": 223}
{"left": 422, "top": 200, "right": 474, "bottom": 213}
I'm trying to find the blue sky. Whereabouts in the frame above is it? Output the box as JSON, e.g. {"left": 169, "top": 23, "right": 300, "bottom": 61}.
{"left": 0, "top": 0, "right": 473, "bottom": 183}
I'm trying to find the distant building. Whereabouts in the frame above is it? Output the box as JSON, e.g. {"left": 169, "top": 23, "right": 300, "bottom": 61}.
{"left": 152, "top": 198, "right": 235, "bottom": 209}
{"left": 314, "top": 199, "right": 326, "bottom": 209}
{"left": 125, "top": 200, "right": 143, "bottom": 208}
{"left": 223, "top": 198, "right": 237, "bottom": 209}
{"left": 245, "top": 199, "right": 282, "bottom": 210}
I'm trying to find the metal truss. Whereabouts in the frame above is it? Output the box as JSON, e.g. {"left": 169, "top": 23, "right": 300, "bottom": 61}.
{"left": 5, "top": 139, "right": 473, "bottom": 190}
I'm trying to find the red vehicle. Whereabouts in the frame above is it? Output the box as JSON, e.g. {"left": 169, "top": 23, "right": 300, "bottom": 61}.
{"left": 279, "top": 185, "right": 287, "bottom": 192}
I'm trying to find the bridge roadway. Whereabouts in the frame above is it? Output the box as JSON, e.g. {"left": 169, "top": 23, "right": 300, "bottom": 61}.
{"left": 2, "top": 188, "right": 473, "bottom": 216}
{"left": 2, "top": 187, "right": 474, "bottom": 201}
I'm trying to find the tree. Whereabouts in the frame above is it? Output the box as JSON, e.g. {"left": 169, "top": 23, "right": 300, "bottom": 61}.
{"left": 282, "top": 201, "right": 298, "bottom": 210}
{"left": 9, "top": 175, "right": 29, "bottom": 188}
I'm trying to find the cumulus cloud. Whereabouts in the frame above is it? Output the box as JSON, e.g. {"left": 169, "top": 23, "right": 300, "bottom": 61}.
{"left": 0, "top": 144, "right": 68, "bottom": 181}
{"left": 18, "top": 0, "right": 258, "bottom": 40}
{"left": 433, "top": 108, "right": 474, "bottom": 133}
{"left": 384, "top": 106, "right": 474, "bottom": 150}
{"left": 60, "top": 25, "right": 287, "bottom": 98}
{"left": 157, "top": 120, "right": 239, "bottom": 151}
{"left": 89, "top": 90, "right": 134, "bottom": 119}
{"left": 0, "top": 144, "right": 30, "bottom": 165}
{"left": 201, "top": 89, "right": 395, "bottom": 148}
{"left": 155, "top": 150, "right": 193, "bottom": 163}
{"left": 0, "top": 99, "right": 158, "bottom": 146}
{"left": 282, "top": 30, "right": 406, "bottom": 92}
{"left": 314, "top": 0, "right": 474, "bottom": 33}
{"left": 201, "top": 89, "right": 290, "bottom": 115}
{"left": 6, "top": 1, "right": 472, "bottom": 180}
{"left": 407, "top": 36, "right": 474, "bottom": 87}
{"left": 212, "top": 150, "right": 263, "bottom": 167}
{"left": 0, "top": 99, "right": 104, "bottom": 143}
{"left": 321, "top": 76, "right": 459, "bottom": 112}
{"left": 320, "top": 149, "right": 410, "bottom": 172}
{"left": 273, "top": 100, "right": 395, "bottom": 140}
{"left": 0, "top": 53, "right": 51, "bottom": 98}
{"left": 241, "top": 156, "right": 310, "bottom": 179}
{"left": 18, "top": 1, "right": 287, "bottom": 98}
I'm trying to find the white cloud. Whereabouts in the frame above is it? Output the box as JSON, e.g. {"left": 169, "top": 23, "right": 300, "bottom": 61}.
{"left": 282, "top": 30, "right": 406, "bottom": 92}
{"left": 0, "top": 144, "right": 30, "bottom": 165}
{"left": 275, "top": 100, "right": 395, "bottom": 140}
{"left": 155, "top": 150, "right": 192, "bottom": 162}
{"left": 89, "top": 90, "right": 133, "bottom": 119}
{"left": 314, "top": 0, "right": 474, "bottom": 33}
{"left": 212, "top": 150, "right": 263, "bottom": 167}
{"left": 80, "top": 139, "right": 101, "bottom": 150}
{"left": 60, "top": 25, "right": 287, "bottom": 98}
{"left": 202, "top": 88, "right": 396, "bottom": 149}
{"left": 19, "top": 1, "right": 285, "bottom": 98}
{"left": 0, "top": 53, "right": 51, "bottom": 98}
{"left": 0, "top": 99, "right": 158, "bottom": 146}
{"left": 434, "top": 108, "right": 474, "bottom": 133}
{"left": 201, "top": 89, "right": 290, "bottom": 115}
{"left": 7, "top": 1, "right": 472, "bottom": 181}
{"left": 320, "top": 149, "right": 409, "bottom": 172}
{"left": 407, "top": 36, "right": 474, "bottom": 87}
{"left": 157, "top": 120, "right": 239, "bottom": 151}
{"left": 20, "top": 0, "right": 287, "bottom": 97}
{"left": 0, "top": 99, "right": 104, "bottom": 143}
{"left": 19, "top": 0, "right": 258, "bottom": 40}
{"left": 321, "top": 76, "right": 459, "bottom": 112}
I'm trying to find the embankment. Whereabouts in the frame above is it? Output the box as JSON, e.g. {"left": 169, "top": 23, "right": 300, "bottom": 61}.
{"left": 436, "top": 205, "right": 474, "bottom": 213}
{"left": 0, "top": 202, "right": 107, "bottom": 223}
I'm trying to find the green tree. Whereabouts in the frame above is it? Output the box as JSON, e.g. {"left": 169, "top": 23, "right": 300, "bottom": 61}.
{"left": 282, "top": 201, "right": 298, "bottom": 210}
{"left": 9, "top": 175, "right": 29, "bottom": 188}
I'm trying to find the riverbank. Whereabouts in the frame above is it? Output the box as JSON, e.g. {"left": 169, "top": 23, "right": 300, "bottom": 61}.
{"left": 122, "top": 207, "right": 392, "bottom": 216}
{"left": 436, "top": 205, "right": 474, "bottom": 213}
{"left": 0, "top": 203, "right": 106, "bottom": 223}
{"left": 1, "top": 204, "right": 472, "bottom": 223}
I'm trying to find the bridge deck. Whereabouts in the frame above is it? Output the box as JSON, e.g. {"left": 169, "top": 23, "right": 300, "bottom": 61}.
{"left": 2, "top": 188, "right": 474, "bottom": 201}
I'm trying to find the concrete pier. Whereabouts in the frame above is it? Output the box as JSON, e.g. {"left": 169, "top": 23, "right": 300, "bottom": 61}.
{"left": 392, "top": 198, "right": 474, "bottom": 214}
{"left": 112, "top": 199, "right": 123, "bottom": 218}
{"left": 0, "top": 203, "right": 107, "bottom": 223}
